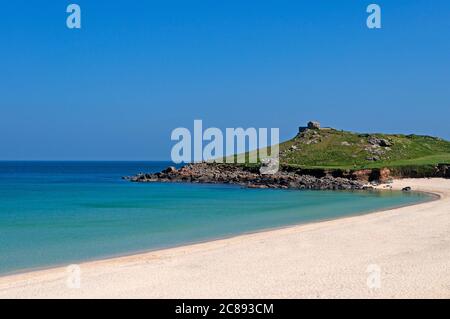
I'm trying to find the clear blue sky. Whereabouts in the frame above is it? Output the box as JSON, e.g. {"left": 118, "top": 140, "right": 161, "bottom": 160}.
{"left": 1, "top": 0, "right": 449, "bottom": 160}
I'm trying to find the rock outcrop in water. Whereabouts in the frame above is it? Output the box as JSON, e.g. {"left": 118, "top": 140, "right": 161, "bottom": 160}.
{"left": 124, "top": 163, "right": 365, "bottom": 190}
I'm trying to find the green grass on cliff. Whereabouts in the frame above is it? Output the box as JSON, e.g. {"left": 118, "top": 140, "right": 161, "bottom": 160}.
{"left": 277, "top": 129, "right": 450, "bottom": 170}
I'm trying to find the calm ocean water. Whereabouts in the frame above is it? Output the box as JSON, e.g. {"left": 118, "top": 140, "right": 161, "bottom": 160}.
{"left": 0, "top": 161, "right": 431, "bottom": 275}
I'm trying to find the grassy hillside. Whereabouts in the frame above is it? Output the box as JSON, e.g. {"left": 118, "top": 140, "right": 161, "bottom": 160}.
{"left": 278, "top": 128, "right": 450, "bottom": 170}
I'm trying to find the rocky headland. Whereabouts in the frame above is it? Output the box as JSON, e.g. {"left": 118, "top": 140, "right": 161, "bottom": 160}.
{"left": 125, "top": 121, "right": 449, "bottom": 190}
{"left": 124, "top": 163, "right": 366, "bottom": 190}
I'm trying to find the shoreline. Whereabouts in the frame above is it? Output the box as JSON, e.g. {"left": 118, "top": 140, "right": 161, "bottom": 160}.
{"left": 0, "top": 189, "right": 436, "bottom": 279}
{"left": 1, "top": 178, "right": 449, "bottom": 298}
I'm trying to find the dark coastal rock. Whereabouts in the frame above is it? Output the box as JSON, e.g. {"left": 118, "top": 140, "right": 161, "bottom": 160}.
{"left": 402, "top": 186, "right": 412, "bottom": 192}
{"left": 379, "top": 139, "right": 392, "bottom": 147}
{"left": 307, "top": 121, "right": 321, "bottom": 130}
{"left": 368, "top": 136, "right": 392, "bottom": 147}
{"left": 162, "top": 166, "right": 177, "bottom": 174}
{"left": 436, "top": 164, "right": 450, "bottom": 178}
{"left": 124, "top": 163, "right": 365, "bottom": 191}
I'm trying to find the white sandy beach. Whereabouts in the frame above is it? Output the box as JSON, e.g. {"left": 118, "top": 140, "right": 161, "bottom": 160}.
{"left": 0, "top": 178, "right": 449, "bottom": 299}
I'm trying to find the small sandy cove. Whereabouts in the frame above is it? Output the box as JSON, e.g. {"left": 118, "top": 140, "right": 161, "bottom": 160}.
{"left": 1, "top": 178, "right": 449, "bottom": 299}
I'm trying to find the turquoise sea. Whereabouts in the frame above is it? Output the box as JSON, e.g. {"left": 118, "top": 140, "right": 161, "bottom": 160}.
{"left": 0, "top": 161, "right": 432, "bottom": 275}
